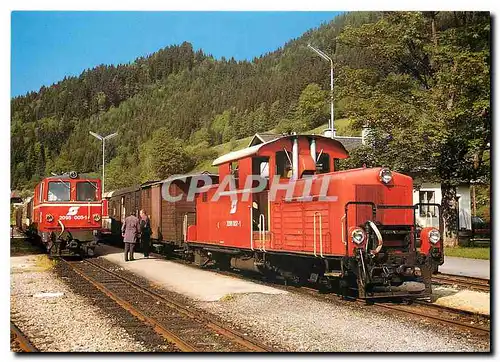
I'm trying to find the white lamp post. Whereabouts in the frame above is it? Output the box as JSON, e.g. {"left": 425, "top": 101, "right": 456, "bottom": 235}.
{"left": 89, "top": 131, "right": 118, "bottom": 197}
{"left": 308, "top": 44, "right": 335, "bottom": 139}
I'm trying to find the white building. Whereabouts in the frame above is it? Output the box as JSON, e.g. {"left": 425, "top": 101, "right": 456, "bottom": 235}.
{"left": 413, "top": 183, "right": 472, "bottom": 230}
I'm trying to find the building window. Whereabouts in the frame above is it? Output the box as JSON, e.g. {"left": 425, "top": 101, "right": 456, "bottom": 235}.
{"left": 76, "top": 182, "right": 98, "bottom": 201}
{"left": 419, "top": 191, "right": 437, "bottom": 217}
{"left": 48, "top": 181, "right": 71, "bottom": 202}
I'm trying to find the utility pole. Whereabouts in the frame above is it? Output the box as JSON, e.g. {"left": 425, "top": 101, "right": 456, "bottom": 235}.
{"left": 89, "top": 131, "right": 118, "bottom": 197}
{"left": 307, "top": 44, "right": 334, "bottom": 138}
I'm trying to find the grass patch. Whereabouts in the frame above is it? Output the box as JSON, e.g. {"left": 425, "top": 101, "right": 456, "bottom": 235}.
{"left": 219, "top": 293, "right": 235, "bottom": 302}
{"left": 305, "top": 118, "right": 358, "bottom": 137}
{"left": 34, "top": 255, "right": 57, "bottom": 271}
{"left": 445, "top": 246, "right": 490, "bottom": 260}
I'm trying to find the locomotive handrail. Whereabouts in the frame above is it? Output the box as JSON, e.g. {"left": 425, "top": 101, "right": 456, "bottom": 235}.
{"left": 183, "top": 214, "right": 188, "bottom": 243}
{"left": 249, "top": 206, "right": 254, "bottom": 251}
{"left": 58, "top": 220, "right": 65, "bottom": 238}
{"left": 367, "top": 221, "right": 383, "bottom": 255}
{"left": 259, "top": 214, "right": 266, "bottom": 252}
{"left": 341, "top": 214, "right": 346, "bottom": 246}
{"left": 313, "top": 212, "right": 324, "bottom": 258}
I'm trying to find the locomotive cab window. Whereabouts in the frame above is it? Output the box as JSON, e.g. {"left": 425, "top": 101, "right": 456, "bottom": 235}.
{"left": 252, "top": 156, "right": 270, "bottom": 180}
{"left": 77, "top": 182, "right": 98, "bottom": 201}
{"left": 48, "top": 181, "right": 71, "bottom": 202}
{"left": 315, "top": 152, "right": 331, "bottom": 174}
{"left": 275, "top": 150, "right": 292, "bottom": 178}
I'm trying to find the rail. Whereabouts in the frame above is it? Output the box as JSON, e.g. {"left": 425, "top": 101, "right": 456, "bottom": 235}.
{"left": 61, "top": 258, "right": 273, "bottom": 352}
{"left": 11, "top": 322, "right": 38, "bottom": 352}
{"left": 432, "top": 273, "right": 490, "bottom": 292}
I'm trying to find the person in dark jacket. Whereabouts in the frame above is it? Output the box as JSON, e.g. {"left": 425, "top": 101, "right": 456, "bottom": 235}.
{"left": 139, "top": 209, "right": 151, "bottom": 258}
{"left": 122, "top": 211, "right": 140, "bottom": 261}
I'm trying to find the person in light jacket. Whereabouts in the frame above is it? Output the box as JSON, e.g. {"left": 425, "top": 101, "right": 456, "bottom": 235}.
{"left": 122, "top": 211, "right": 140, "bottom": 262}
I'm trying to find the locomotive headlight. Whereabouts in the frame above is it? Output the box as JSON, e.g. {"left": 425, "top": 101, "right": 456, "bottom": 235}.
{"left": 429, "top": 229, "right": 440, "bottom": 244}
{"left": 379, "top": 168, "right": 393, "bottom": 184}
{"left": 46, "top": 214, "right": 54, "bottom": 223}
{"left": 351, "top": 228, "right": 365, "bottom": 245}
{"left": 93, "top": 214, "right": 101, "bottom": 222}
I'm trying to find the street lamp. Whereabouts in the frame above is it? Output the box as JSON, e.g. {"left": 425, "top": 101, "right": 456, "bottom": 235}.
{"left": 308, "top": 44, "right": 334, "bottom": 139}
{"left": 89, "top": 131, "right": 118, "bottom": 197}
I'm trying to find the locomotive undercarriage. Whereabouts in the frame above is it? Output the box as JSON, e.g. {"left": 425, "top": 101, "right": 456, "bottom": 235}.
{"left": 187, "top": 244, "right": 433, "bottom": 300}
{"left": 349, "top": 248, "right": 432, "bottom": 299}
{"left": 41, "top": 229, "right": 98, "bottom": 256}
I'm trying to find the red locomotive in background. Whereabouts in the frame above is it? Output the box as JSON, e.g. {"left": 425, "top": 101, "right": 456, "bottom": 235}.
{"left": 17, "top": 171, "right": 106, "bottom": 256}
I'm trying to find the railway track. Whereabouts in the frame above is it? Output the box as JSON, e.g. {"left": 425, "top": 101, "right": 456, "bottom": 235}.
{"left": 59, "top": 257, "right": 274, "bottom": 352}
{"left": 432, "top": 273, "right": 490, "bottom": 292}
{"left": 10, "top": 322, "right": 38, "bottom": 352}
{"left": 373, "top": 301, "right": 490, "bottom": 336}
{"left": 140, "top": 249, "right": 490, "bottom": 337}
{"left": 293, "top": 285, "right": 490, "bottom": 336}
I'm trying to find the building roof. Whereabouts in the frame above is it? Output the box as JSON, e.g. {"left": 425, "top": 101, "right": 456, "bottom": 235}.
{"left": 330, "top": 136, "right": 363, "bottom": 151}
{"left": 150, "top": 171, "right": 219, "bottom": 187}
{"left": 248, "top": 133, "right": 363, "bottom": 151}
{"left": 104, "top": 185, "right": 141, "bottom": 198}
{"left": 248, "top": 133, "right": 284, "bottom": 146}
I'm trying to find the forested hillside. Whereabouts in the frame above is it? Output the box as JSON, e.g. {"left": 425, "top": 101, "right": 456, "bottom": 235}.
{"left": 11, "top": 11, "right": 380, "bottom": 191}
{"left": 11, "top": 10, "right": 490, "bottom": 222}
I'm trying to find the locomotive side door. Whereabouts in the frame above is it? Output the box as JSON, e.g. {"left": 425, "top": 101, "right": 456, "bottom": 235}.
{"left": 251, "top": 156, "right": 270, "bottom": 250}
{"left": 150, "top": 185, "right": 161, "bottom": 240}
{"left": 120, "top": 196, "right": 125, "bottom": 224}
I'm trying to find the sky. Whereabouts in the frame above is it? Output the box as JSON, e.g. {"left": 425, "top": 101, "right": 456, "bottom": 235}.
{"left": 11, "top": 11, "right": 341, "bottom": 97}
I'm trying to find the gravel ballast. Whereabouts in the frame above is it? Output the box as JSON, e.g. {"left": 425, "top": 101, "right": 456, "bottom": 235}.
{"left": 10, "top": 255, "right": 149, "bottom": 352}
{"left": 199, "top": 292, "right": 490, "bottom": 352}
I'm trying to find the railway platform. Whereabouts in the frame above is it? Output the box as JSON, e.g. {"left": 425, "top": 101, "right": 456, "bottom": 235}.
{"left": 440, "top": 256, "right": 490, "bottom": 280}
{"left": 94, "top": 244, "right": 286, "bottom": 302}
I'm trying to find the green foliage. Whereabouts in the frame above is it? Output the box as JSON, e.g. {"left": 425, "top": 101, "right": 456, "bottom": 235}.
{"left": 445, "top": 246, "right": 489, "bottom": 260}
{"left": 474, "top": 184, "right": 490, "bottom": 222}
{"left": 140, "top": 128, "right": 194, "bottom": 182}
{"left": 295, "top": 83, "right": 329, "bottom": 130}
{"left": 10, "top": 9, "right": 490, "bottom": 225}
{"left": 12, "top": 12, "right": 380, "bottom": 192}
{"left": 335, "top": 11, "right": 490, "bottom": 239}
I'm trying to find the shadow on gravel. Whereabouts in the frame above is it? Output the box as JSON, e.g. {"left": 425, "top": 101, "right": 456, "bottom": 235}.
{"left": 10, "top": 237, "right": 44, "bottom": 257}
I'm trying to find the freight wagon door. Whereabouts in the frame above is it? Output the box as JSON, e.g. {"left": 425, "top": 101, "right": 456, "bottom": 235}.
{"left": 151, "top": 185, "right": 161, "bottom": 240}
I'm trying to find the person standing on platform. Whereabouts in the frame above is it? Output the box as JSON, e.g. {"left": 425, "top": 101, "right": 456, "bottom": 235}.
{"left": 139, "top": 209, "right": 152, "bottom": 258}
{"left": 122, "top": 211, "right": 140, "bottom": 262}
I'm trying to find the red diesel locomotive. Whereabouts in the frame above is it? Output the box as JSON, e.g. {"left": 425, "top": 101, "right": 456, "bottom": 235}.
{"left": 184, "top": 134, "right": 444, "bottom": 299}
{"left": 21, "top": 172, "right": 105, "bottom": 255}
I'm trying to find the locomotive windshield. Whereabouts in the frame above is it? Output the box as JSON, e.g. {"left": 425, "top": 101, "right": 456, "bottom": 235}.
{"left": 315, "top": 152, "right": 331, "bottom": 174}
{"left": 48, "top": 181, "right": 71, "bottom": 201}
{"left": 77, "top": 182, "right": 98, "bottom": 201}
{"left": 275, "top": 150, "right": 292, "bottom": 178}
